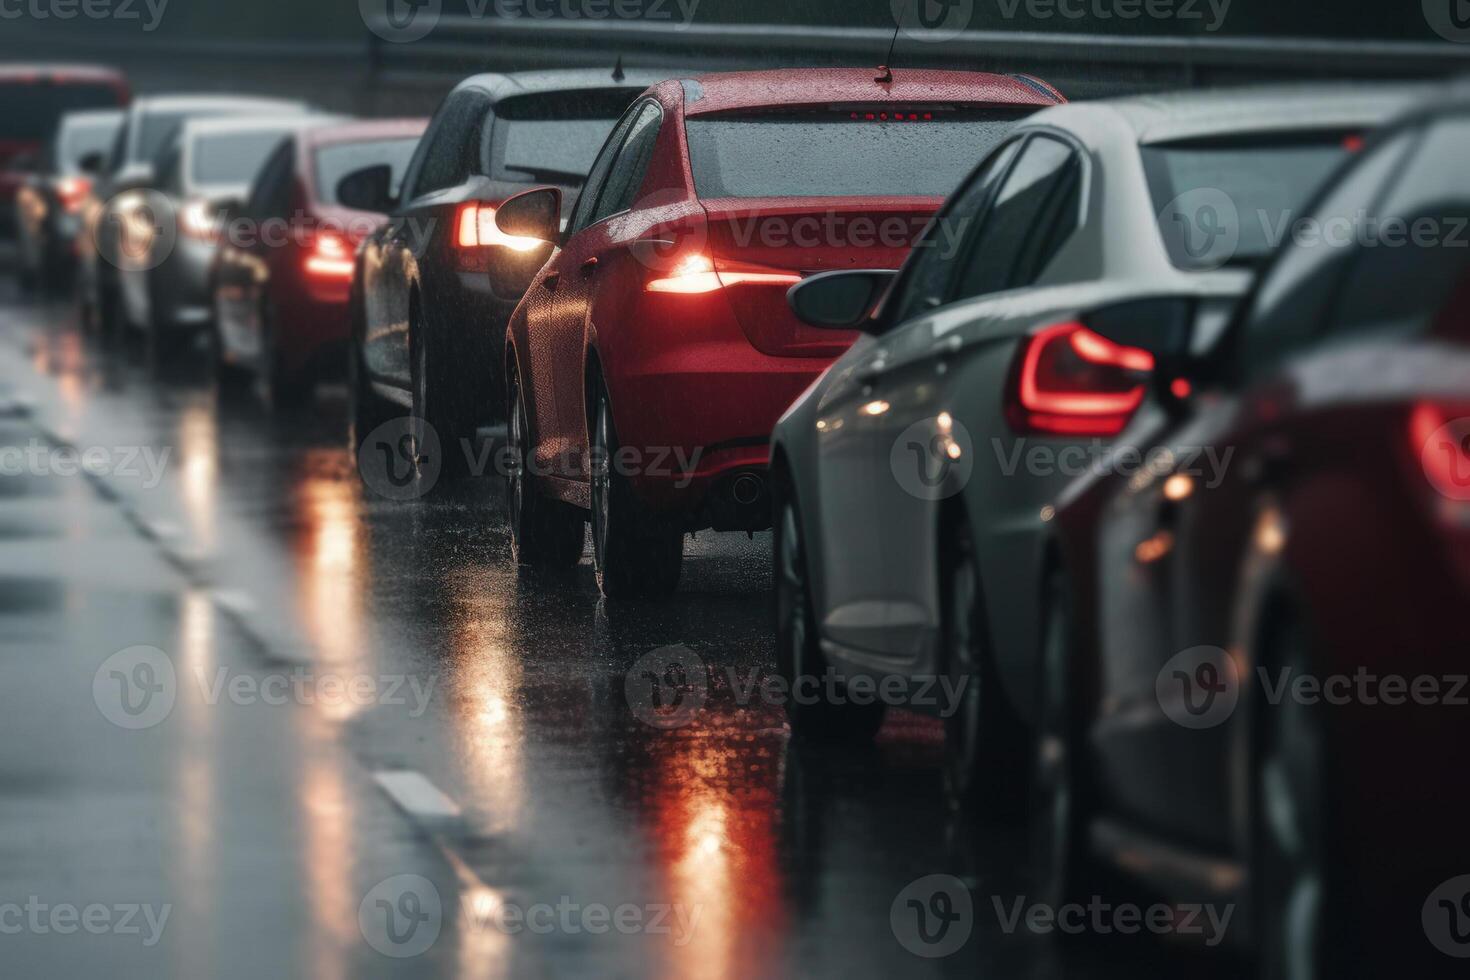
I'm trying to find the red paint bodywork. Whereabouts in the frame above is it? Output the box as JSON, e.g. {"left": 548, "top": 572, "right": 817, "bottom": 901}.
{"left": 507, "top": 68, "right": 1063, "bottom": 522}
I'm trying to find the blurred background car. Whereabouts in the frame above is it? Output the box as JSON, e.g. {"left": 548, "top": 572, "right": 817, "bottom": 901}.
{"left": 1039, "top": 89, "right": 1470, "bottom": 980}
{"left": 115, "top": 112, "right": 340, "bottom": 351}
{"left": 349, "top": 68, "right": 666, "bottom": 467}
{"left": 0, "top": 63, "right": 129, "bottom": 244}
{"left": 504, "top": 68, "right": 1062, "bottom": 597}
{"left": 212, "top": 117, "right": 427, "bottom": 408}
{"left": 769, "top": 85, "right": 1419, "bottom": 807}
{"left": 13, "top": 108, "right": 124, "bottom": 293}
{"left": 76, "top": 93, "right": 311, "bottom": 335}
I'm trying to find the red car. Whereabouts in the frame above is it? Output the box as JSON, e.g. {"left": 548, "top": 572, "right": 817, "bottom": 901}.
{"left": 212, "top": 118, "right": 427, "bottom": 408}
{"left": 0, "top": 64, "right": 128, "bottom": 241}
{"left": 500, "top": 68, "right": 1063, "bottom": 597}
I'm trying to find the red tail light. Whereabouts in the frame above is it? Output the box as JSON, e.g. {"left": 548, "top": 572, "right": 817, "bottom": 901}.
{"left": 455, "top": 203, "right": 541, "bottom": 252}
{"left": 1412, "top": 402, "right": 1470, "bottom": 504}
{"left": 304, "top": 232, "right": 355, "bottom": 279}
{"left": 54, "top": 176, "right": 91, "bottom": 214}
{"left": 1009, "top": 320, "right": 1155, "bottom": 436}
{"left": 645, "top": 254, "right": 801, "bottom": 294}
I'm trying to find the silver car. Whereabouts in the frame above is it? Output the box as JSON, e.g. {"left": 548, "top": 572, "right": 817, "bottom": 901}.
{"left": 768, "top": 85, "right": 1420, "bottom": 812}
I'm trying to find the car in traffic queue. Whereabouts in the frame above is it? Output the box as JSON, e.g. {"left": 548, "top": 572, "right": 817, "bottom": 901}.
{"left": 0, "top": 64, "right": 129, "bottom": 243}
{"left": 211, "top": 118, "right": 427, "bottom": 408}
{"left": 76, "top": 94, "right": 311, "bottom": 335}
{"left": 347, "top": 68, "right": 667, "bottom": 468}
{"left": 498, "top": 67, "right": 1064, "bottom": 598}
{"left": 767, "top": 85, "right": 1422, "bottom": 811}
{"left": 14, "top": 108, "right": 124, "bottom": 292}
{"left": 118, "top": 113, "right": 339, "bottom": 350}
{"left": 1037, "top": 89, "right": 1470, "bottom": 980}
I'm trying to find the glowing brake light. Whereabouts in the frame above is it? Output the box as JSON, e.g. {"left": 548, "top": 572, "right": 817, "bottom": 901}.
{"left": 1412, "top": 403, "right": 1470, "bottom": 504}
{"left": 645, "top": 254, "right": 802, "bottom": 294}
{"left": 1010, "top": 320, "right": 1155, "bottom": 436}
{"left": 456, "top": 203, "right": 542, "bottom": 252}
{"left": 54, "top": 175, "right": 91, "bottom": 213}
{"left": 180, "top": 198, "right": 220, "bottom": 243}
{"left": 304, "top": 232, "right": 355, "bottom": 279}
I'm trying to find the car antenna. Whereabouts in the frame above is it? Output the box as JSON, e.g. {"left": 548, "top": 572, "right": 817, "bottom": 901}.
{"left": 612, "top": 56, "right": 626, "bottom": 82}
{"left": 876, "top": 1, "right": 905, "bottom": 83}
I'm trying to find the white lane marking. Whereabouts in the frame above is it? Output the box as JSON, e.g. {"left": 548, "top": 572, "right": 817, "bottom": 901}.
{"left": 373, "top": 770, "right": 464, "bottom": 823}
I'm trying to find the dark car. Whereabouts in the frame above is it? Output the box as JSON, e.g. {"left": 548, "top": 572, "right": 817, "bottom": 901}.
{"left": 0, "top": 64, "right": 129, "bottom": 242}
{"left": 76, "top": 94, "right": 311, "bottom": 335}
{"left": 347, "top": 68, "right": 666, "bottom": 472}
{"left": 212, "top": 118, "right": 427, "bottom": 408}
{"left": 1038, "top": 94, "right": 1470, "bottom": 978}
{"left": 14, "top": 108, "right": 123, "bottom": 292}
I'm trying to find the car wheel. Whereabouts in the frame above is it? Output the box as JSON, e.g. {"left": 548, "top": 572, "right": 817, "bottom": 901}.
{"left": 589, "top": 378, "right": 682, "bottom": 599}
{"left": 258, "top": 304, "right": 309, "bottom": 412}
{"left": 941, "top": 520, "right": 1025, "bottom": 818}
{"left": 1030, "top": 570, "right": 1094, "bottom": 915}
{"left": 410, "top": 306, "right": 473, "bottom": 480}
{"left": 1255, "top": 612, "right": 1331, "bottom": 980}
{"left": 773, "top": 488, "right": 885, "bottom": 742}
{"left": 506, "top": 363, "right": 584, "bottom": 568}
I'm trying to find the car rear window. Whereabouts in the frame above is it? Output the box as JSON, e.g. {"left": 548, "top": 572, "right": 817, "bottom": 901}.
{"left": 1143, "top": 135, "right": 1356, "bottom": 270}
{"left": 192, "top": 129, "right": 292, "bottom": 186}
{"left": 315, "top": 137, "right": 421, "bottom": 205}
{"left": 56, "top": 116, "right": 122, "bottom": 172}
{"left": 0, "top": 81, "right": 122, "bottom": 142}
{"left": 486, "top": 89, "right": 643, "bottom": 185}
{"left": 684, "top": 110, "right": 1030, "bottom": 199}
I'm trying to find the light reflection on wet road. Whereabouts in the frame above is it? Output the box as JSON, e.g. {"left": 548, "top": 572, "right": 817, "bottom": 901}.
{"left": 0, "top": 281, "right": 1235, "bottom": 979}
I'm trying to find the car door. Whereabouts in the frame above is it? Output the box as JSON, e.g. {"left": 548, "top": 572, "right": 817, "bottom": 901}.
{"left": 810, "top": 137, "right": 1025, "bottom": 659}
{"left": 855, "top": 134, "right": 1083, "bottom": 663}
{"left": 365, "top": 89, "right": 492, "bottom": 389}
{"left": 530, "top": 101, "right": 661, "bottom": 484}
{"left": 215, "top": 140, "right": 294, "bottom": 364}
{"left": 1090, "top": 125, "right": 1420, "bottom": 846}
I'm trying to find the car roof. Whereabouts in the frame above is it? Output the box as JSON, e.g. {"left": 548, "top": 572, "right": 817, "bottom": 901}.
{"left": 178, "top": 114, "right": 332, "bottom": 139}
{"left": 1037, "top": 83, "right": 1429, "bottom": 146}
{"left": 131, "top": 95, "right": 309, "bottom": 115}
{"left": 453, "top": 68, "right": 672, "bottom": 102}
{"left": 57, "top": 108, "right": 126, "bottom": 128}
{"left": 299, "top": 118, "right": 429, "bottom": 148}
{"left": 0, "top": 64, "right": 126, "bottom": 84}
{"left": 678, "top": 68, "right": 1064, "bottom": 117}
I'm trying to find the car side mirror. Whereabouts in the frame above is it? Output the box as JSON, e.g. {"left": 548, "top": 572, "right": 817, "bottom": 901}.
{"left": 336, "top": 164, "right": 396, "bottom": 214}
{"left": 78, "top": 151, "right": 106, "bottom": 176}
{"left": 495, "top": 186, "right": 561, "bottom": 243}
{"left": 786, "top": 269, "right": 896, "bottom": 334}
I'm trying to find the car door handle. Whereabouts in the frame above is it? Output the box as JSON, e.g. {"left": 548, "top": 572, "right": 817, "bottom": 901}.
{"left": 580, "top": 257, "right": 599, "bottom": 276}
{"left": 542, "top": 272, "right": 560, "bottom": 290}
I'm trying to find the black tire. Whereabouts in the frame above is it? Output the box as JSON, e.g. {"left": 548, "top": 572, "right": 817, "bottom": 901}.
{"left": 1254, "top": 611, "right": 1333, "bottom": 980}
{"left": 257, "top": 303, "right": 310, "bottom": 411}
{"left": 773, "top": 487, "right": 885, "bottom": 742}
{"left": 940, "top": 520, "right": 1026, "bottom": 818}
{"left": 506, "top": 362, "right": 584, "bottom": 568}
{"left": 589, "top": 377, "right": 682, "bottom": 599}
{"left": 1030, "top": 569, "right": 1096, "bottom": 917}
{"left": 410, "top": 302, "right": 475, "bottom": 480}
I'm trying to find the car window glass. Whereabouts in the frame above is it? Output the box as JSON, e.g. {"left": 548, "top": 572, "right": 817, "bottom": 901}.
{"left": 403, "top": 90, "right": 492, "bottom": 200}
{"left": 244, "top": 141, "right": 294, "bottom": 223}
{"left": 1327, "top": 118, "right": 1470, "bottom": 343}
{"left": 569, "top": 105, "right": 639, "bottom": 234}
{"left": 885, "top": 138, "right": 1021, "bottom": 326}
{"left": 949, "top": 135, "right": 1075, "bottom": 303}
{"left": 1012, "top": 155, "right": 1082, "bottom": 287}
{"left": 1235, "top": 128, "right": 1417, "bottom": 376}
{"left": 590, "top": 102, "right": 662, "bottom": 225}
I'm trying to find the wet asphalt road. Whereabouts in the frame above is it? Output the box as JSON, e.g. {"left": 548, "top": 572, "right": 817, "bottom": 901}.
{"left": 0, "top": 271, "right": 1236, "bottom": 979}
